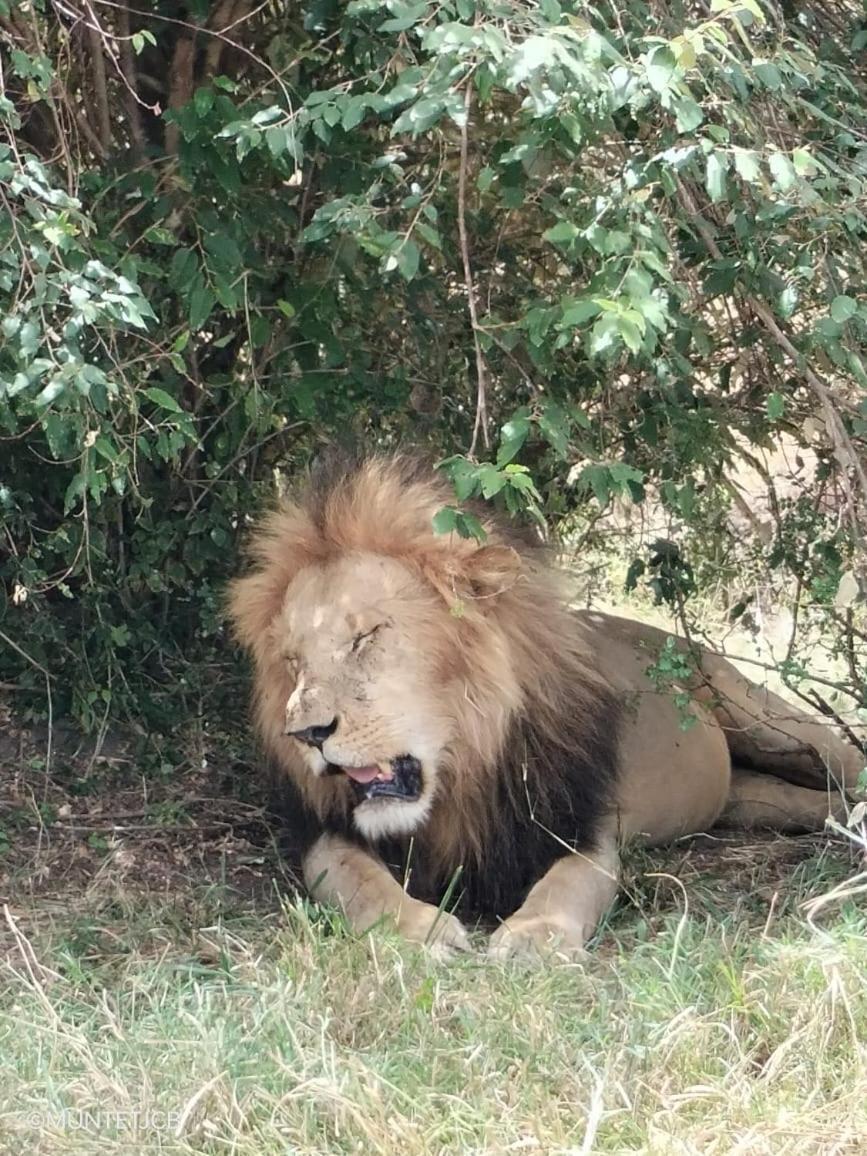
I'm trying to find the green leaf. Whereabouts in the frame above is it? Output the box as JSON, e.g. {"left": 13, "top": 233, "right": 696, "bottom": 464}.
{"left": 341, "top": 99, "right": 365, "bottom": 132}
{"left": 194, "top": 87, "right": 214, "bottom": 117}
{"left": 768, "top": 152, "right": 796, "bottom": 192}
{"left": 646, "top": 46, "right": 676, "bottom": 94}
{"left": 478, "top": 464, "right": 506, "bottom": 498}
{"left": 636, "top": 295, "right": 668, "bottom": 331}
{"left": 94, "top": 435, "right": 118, "bottom": 463}
{"left": 449, "top": 461, "right": 480, "bottom": 501}
{"left": 588, "top": 314, "right": 620, "bottom": 355}
{"left": 189, "top": 286, "right": 216, "bottom": 331}
{"left": 169, "top": 248, "right": 200, "bottom": 293}
{"left": 378, "top": 2, "right": 429, "bottom": 33}
{"left": 266, "top": 125, "right": 292, "bottom": 157}
{"left": 673, "top": 98, "right": 703, "bottom": 133}
{"left": 543, "top": 221, "right": 579, "bottom": 244}
{"left": 792, "top": 148, "right": 816, "bottom": 177}
{"left": 732, "top": 148, "right": 761, "bottom": 184}
{"left": 432, "top": 507, "right": 458, "bottom": 535}
{"left": 143, "top": 387, "right": 184, "bottom": 414}
{"left": 830, "top": 295, "right": 857, "bottom": 323}
{"left": 766, "top": 391, "right": 785, "bottom": 420}
{"left": 454, "top": 511, "right": 487, "bottom": 542}
{"left": 389, "top": 239, "right": 420, "bottom": 281}
{"left": 705, "top": 152, "right": 727, "bottom": 203}
{"left": 538, "top": 403, "right": 570, "bottom": 457}
{"left": 618, "top": 316, "right": 643, "bottom": 354}
{"left": 778, "top": 284, "right": 798, "bottom": 319}
{"left": 560, "top": 299, "right": 602, "bottom": 327}
{"left": 415, "top": 221, "right": 441, "bottom": 249}
{"left": 63, "top": 472, "right": 87, "bottom": 513}
{"left": 394, "top": 97, "right": 444, "bottom": 135}
{"left": 753, "top": 61, "right": 782, "bottom": 90}
{"left": 497, "top": 415, "right": 530, "bottom": 467}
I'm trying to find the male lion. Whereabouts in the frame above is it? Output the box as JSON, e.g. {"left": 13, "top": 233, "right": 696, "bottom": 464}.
{"left": 228, "top": 452, "right": 863, "bottom": 960}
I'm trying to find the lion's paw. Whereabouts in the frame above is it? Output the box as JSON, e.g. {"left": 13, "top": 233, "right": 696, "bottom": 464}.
{"left": 487, "top": 914, "right": 588, "bottom": 965}
{"left": 398, "top": 902, "right": 472, "bottom": 961}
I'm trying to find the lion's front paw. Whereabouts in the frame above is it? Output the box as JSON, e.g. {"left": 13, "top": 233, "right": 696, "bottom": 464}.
{"left": 487, "top": 914, "right": 588, "bottom": 964}
{"left": 397, "top": 901, "right": 472, "bottom": 961}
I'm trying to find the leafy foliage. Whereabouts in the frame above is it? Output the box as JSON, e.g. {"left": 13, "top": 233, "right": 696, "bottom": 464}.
{"left": 2, "top": 0, "right": 867, "bottom": 732}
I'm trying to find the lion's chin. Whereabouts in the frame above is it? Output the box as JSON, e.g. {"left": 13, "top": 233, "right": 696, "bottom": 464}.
{"left": 351, "top": 792, "right": 434, "bottom": 841}
{"left": 335, "top": 755, "right": 431, "bottom": 840}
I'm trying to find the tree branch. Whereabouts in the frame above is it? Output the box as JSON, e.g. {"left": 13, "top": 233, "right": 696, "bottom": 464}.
{"left": 85, "top": 9, "right": 111, "bottom": 150}
{"left": 164, "top": 28, "right": 197, "bottom": 155}
{"left": 117, "top": 1, "right": 144, "bottom": 158}
{"left": 674, "top": 174, "right": 867, "bottom": 519}
{"left": 457, "top": 78, "right": 489, "bottom": 458}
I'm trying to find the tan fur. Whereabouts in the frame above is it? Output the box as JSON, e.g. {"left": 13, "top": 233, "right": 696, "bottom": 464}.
{"left": 228, "top": 454, "right": 865, "bottom": 962}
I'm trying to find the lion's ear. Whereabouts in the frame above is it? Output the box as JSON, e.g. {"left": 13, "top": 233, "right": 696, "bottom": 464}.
{"left": 463, "top": 544, "right": 523, "bottom": 601}
{"left": 425, "top": 544, "right": 522, "bottom": 610}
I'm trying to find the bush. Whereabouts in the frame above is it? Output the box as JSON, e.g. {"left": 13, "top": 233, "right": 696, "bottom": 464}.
{"left": 2, "top": 1, "right": 866, "bottom": 734}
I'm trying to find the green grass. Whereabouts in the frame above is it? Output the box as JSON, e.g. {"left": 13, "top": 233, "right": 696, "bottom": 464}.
{"left": 2, "top": 837, "right": 865, "bottom": 1155}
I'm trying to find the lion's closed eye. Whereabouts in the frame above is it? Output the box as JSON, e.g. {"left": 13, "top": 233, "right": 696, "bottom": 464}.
{"left": 350, "top": 624, "right": 383, "bottom": 654}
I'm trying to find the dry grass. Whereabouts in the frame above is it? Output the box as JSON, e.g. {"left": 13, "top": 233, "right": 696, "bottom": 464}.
{"left": 1, "top": 826, "right": 865, "bottom": 1156}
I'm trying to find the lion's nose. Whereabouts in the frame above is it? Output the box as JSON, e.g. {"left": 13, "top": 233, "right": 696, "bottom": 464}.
{"left": 287, "top": 718, "right": 338, "bottom": 748}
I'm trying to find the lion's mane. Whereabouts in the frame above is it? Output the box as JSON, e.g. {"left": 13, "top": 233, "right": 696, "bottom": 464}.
{"left": 228, "top": 451, "right": 622, "bottom": 917}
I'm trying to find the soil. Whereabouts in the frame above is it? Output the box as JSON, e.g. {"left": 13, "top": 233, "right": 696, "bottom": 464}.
{"left": 0, "top": 697, "right": 296, "bottom": 930}
{"left": 2, "top": 694, "right": 862, "bottom": 961}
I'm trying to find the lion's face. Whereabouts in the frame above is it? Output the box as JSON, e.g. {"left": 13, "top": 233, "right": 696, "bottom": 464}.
{"left": 275, "top": 551, "right": 454, "bottom": 839}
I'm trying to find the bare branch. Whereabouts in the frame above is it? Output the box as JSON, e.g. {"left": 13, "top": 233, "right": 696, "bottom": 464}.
{"left": 675, "top": 174, "right": 867, "bottom": 521}
{"left": 204, "top": 0, "right": 254, "bottom": 79}
{"left": 117, "top": 1, "right": 144, "bottom": 157}
{"left": 164, "top": 29, "right": 196, "bottom": 156}
{"left": 457, "top": 78, "right": 489, "bottom": 458}
{"left": 85, "top": 8, "right": 111, "bottom": 149}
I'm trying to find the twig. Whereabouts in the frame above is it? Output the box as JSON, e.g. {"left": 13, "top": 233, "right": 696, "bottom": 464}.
{"left": 674, "top": 174, "right": 867, "bottom": 521}
{"left": 164, "top": 25, "right": 197, "bottom": 155}
{"left": 85, "top": 7, "right": 112, "bottom": 150}
{"left": 51, "top": 821, "right": 253, "bottom": 833}
{"left": 457, "top": 77, "right": 489, "bottom": 458}
{"left": 0, "top": 629, "right": 53, "bottom": 780}
{"left": 806, "top": 689, "right": 866, "bottom": 755}
{"left": 842, "top": 608, "right": 866, "bottom": 704}
{"left": 204, "top": 0, "right": 255, "bottom": 79}
{"left": 117, "top": 1, "right": 145, "bottom": 157}
{"left": 92, "top": 0, "right": 295, "bottom": 115}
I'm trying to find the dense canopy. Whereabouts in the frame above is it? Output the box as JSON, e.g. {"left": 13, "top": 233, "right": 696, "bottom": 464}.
{"left": 1, "top": 0, "right": 866, "bottom": 735}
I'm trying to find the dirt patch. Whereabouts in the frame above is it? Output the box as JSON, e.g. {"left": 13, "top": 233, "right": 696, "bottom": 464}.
{"left": 0, "top": 701, "right": 298, "bottom": 954}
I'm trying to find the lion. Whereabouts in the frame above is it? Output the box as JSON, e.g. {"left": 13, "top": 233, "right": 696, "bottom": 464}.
{"left": 227, "top": 451, "right": 864, "bottom": 961}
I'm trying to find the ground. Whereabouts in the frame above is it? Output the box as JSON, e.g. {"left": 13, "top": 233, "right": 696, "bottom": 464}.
{"left": 1, "top": 692, "right": 865, "bottom": 1156}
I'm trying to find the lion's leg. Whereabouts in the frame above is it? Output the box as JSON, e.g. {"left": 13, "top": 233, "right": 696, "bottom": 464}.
{"left": 303, "top": 833, "right": 470, "bottom": 958}
{"left": 718, "top": 767, "right": 849, "bottom": 833}
{"left": 699, "top": 654, "right": 864, "bottom": 790}
{"left": 487, "top": 836, "right": 620, "bottom": 962}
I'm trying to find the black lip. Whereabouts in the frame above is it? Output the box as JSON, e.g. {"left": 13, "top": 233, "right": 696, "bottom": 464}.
{"left": 330, "top": 754, "right": 423, "bottom": 804}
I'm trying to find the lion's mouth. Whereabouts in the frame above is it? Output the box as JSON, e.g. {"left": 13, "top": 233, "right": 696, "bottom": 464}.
{"left": 331, "top": 755, "right": 422, "bottom": 804}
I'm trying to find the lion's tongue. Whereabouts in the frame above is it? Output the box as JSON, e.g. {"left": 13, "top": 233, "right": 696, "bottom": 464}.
{"left": 342, "top": 765, "right": 381, "bottom": 784}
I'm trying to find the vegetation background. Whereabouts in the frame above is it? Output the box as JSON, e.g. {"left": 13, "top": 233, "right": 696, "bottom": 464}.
{"left": 1, "top": 1, "right": 866, "bottom": 1152}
